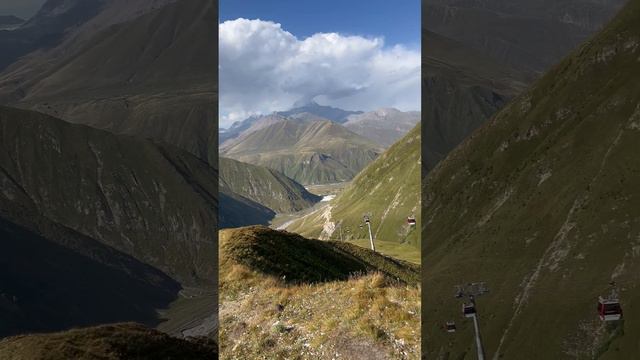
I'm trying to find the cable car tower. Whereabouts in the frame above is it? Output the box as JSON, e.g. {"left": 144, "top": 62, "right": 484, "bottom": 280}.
{"left": 598, "top": 282, "right": 623, "bottom": 321}
{"left": 363, "top": 213, "right": 375, "bottom": 252}
{"left": 455, "top": 282, "right": 489, "bottom": 360}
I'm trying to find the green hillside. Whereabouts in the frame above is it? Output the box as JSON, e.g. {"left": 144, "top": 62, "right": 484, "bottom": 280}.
{"left": 287, "top": 122, "right": 421, "bottom": 261}
{"left": 219, "top": 157, "right": 320, "bottom": 214}
{"left": 424, "top": 2, "right": 640, "bottom": 358}
{"left": 221, "top": 118, "right": 383, "bottom": 185}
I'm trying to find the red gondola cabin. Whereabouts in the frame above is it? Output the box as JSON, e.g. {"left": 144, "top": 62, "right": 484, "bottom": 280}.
{"left": 598, "top": 296, "right": 622, "bottom": 321}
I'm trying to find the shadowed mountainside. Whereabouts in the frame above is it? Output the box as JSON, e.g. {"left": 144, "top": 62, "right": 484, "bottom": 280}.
{"left": 0, "top": 323, "right": 217, "bottom": 360}
{"left": 424, "top": 2, "right": 640, "bottom": 358}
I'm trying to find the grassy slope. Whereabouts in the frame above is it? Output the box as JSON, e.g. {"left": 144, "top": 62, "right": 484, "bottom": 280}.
{"left": 287, "top": 123, "right": 421, "bottom": 262}
{"left": 219, "top": 157, "right": 320, "bottom": 214}
{"left": 0, "top": 323, "right": 217, "bottom": 360}
{"left": 221, "top": 119, "right": 383, "bottom": 185}
{"left": 219, "top": 226, "right": 420, "bottom": 359}
{"left": 423, "top": 2, "right": 640, "bottom": 358}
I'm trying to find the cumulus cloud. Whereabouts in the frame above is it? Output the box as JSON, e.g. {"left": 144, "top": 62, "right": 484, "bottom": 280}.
{"left": 219, "top": 18, "right": 420, "bottom": 127}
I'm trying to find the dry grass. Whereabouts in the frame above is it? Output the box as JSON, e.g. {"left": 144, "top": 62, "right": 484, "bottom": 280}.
{"left": 220, "top": 266, "right": 420, "bottom": 359}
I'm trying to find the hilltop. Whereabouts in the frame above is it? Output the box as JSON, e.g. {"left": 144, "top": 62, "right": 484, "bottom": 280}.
{"left": 0, "top": 323, "right": 217, "bottom": 360}
{"left": 219, "top": 226, "right": 420, "bottom": 359}
{"left": 220, "top": 226, "right": 420, "bottom": 284}
{"left": 423, "top": 1, "right": 640, "bottom": 358}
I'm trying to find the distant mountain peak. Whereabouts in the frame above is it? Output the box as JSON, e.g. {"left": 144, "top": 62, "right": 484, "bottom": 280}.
{"left": 292, "top": 98, "right": 319, "bottom": 108}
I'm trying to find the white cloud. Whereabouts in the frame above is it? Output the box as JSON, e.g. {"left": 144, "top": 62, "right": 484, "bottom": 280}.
{"left": 219, "top": 18, "right": 420, "bottom": 128}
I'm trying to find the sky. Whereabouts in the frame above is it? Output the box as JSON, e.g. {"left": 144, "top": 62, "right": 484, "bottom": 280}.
{"left": 0, "top": 0, "right": 45, "bottom": 19}
{"left": 219, "top": 0, "right": 421, "bottom": 128}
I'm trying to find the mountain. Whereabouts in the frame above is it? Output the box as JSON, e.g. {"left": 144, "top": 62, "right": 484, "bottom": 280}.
{"left": 277, "top": 100, "right": 362, "bottom": 123}
{"left": 221, "top": 118, "right": 383, "bottom": 185}
{"left": 220, "top": 115, "right": 261, "bottom": 145}
{"left": 0, "top": 323, "right": 217, "bottom": 359}
{"left": 0, "top": 0, "right": 215, "bottom": 161}
{"left": 219, "top": 226, "right": 420, "bottom": 358}
{"left": 343, "top": 108, "right": 420, "bottom": 147}
{"left": 425, "top": 0, "right": 627, "bottom": 77}
{"left": 220, "top": 102, "right": 363, "bottom": 144}
{"left": 423, "top": 29, "right": 526, "bottom": 173}
{"left": 220, "top": 157, "right": 320, "bottom": 214}
{"left": 424, "top": 2, "right": 640, "bottom": 358}
{"left": 220, "top": 114, "right": 289, "bottom": 148}
{"left": 287, "top": 122, "right": 421, "bottom": 256}
{"left": 0, "top": 106, "right": 217, "bottom": 336}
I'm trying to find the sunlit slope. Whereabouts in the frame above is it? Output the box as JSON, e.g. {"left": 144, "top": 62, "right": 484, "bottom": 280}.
{"left": 423, "top": 2, "right": 640, "bottom": 358}
{"left": 288, "top": 123, "right": 421, "bottom": 256}
{"left": 218, "top": 226, "right": 420, "bottom": 359}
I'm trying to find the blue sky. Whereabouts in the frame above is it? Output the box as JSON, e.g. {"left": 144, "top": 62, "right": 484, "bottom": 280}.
{"left": 219, "top": 0, "right": 421, "bottom": 128}
{"left": 219, "top": 0, "right": 420, "bottom": 50}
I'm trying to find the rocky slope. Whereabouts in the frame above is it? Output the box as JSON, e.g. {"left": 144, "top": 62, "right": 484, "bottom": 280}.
{"left": 423, "top": 2, "right": 640, "bottom": 358}
{"left": 0, "top": 0, "right": 215, "bottom": 161}
{"left": 344, "top": 108, "right": 420, "bottom": 148}
{"left": 220, "top": 157, "right": 320, "bottom": 214}
{"left": 221, "top": 118, "right": 383, "bottom": 185}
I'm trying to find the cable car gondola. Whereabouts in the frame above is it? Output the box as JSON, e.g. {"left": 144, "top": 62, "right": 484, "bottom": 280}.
{"left": 445, "top": 321, "right": 456, "bottom": 333}
{"left": 462, "top": 303, "right": 476, "bottom": 318}
{"left": 598, "top": 296, "right": 622, "bottom": 321}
